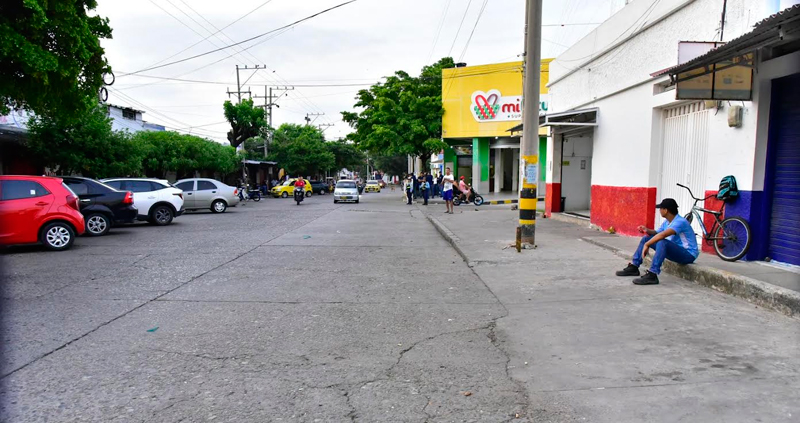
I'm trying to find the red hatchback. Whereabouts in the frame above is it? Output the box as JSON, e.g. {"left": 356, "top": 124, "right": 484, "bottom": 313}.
{"left": 0, "top": 176, "right": 85, "bottom": 251}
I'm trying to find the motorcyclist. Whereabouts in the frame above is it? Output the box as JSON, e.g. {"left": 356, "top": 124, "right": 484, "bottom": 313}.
{"left": 458, "top": 176, "right": 472, "bottom": 204}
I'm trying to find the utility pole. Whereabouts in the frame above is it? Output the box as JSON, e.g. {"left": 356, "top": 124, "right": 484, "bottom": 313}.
{"left": 518, "top": 0, "right": 542, "bottom": 248}
{"left": 255, "top": 85, "right": 294, "bottom": 156}
{"left": 227, "top": 65, "right": 267, "bottom": 103}
{"left": 305, "top": 112, "right": 324, "bottom": 126}
{"left": 318, "top": 123, "right": 334, "bottom": 133}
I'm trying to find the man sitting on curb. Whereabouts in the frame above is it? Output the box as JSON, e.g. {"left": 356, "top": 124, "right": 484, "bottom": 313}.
{"left": 616, "top": 198, "right": 699, "bottom": 285}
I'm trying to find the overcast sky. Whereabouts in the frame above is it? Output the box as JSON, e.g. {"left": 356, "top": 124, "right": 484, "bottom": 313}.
{"left": 98, "top": 0, "right": 626, "bottom": 143}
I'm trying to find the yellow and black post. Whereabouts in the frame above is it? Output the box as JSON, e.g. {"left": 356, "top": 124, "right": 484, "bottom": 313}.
{"left": 518, "top": 0, "right": 542, "bottom": 247}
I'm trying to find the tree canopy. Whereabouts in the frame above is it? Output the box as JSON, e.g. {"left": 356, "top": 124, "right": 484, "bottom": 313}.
{"left": 132, "top": 131, "right": 240, "bottom": 178}
{"left": 223, "top": 99, "right": 267, "bottom": 148}
{"left": 268, "top": 124, "right": 336, "bottom": 177}
{"left": 341, "top": 57, "right": 454, "bottom": 159}
{"left": 27, "top": 104, "right": 142, "bottom": 178}
{"left": 0, "top": 1, "right": 113, "bottom": 119}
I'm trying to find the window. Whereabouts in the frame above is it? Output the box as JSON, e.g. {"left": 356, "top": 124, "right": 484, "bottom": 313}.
{"left": 64, "top": 180, "right": 90, "bottom": 195}
{"left": 197, "top": 180, "right": 217, "bottom": 191}
{"left": 122, "top": 109, "right": 136, "bottom": 120}
{"left": 149, "top": 181, "right": 168, "bottom": 191}
{"left": 104, "top": 180, "right": 123, "bottom": 190}
{"left": 127, "top": 180, "right": 154, "bottom": 193}
{"left": 336, "top": 181, "right": 356, "bottom": 188}
{"left": 175, "top": 181, "right": 194, "bottom": 191}
{"left": 1, "top": 180, "right": 50, "bottom": 200}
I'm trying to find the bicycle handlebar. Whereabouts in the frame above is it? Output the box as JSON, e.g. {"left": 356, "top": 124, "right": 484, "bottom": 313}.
{"left": 675, "top": 183, "right": 701, "bottom": 201}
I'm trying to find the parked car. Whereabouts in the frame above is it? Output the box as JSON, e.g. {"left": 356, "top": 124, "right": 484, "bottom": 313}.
{"left": 364, "top": 180, "right": 381, "bottom": 193}
{"left": 60, "top": 176, "right": 137, "bottom": 236}
{"left": 0, "top": 176, "right": 85, "bottom": 251}
{"left": 102, "top": 178, "right": 184, "bottom": 225}
{"left": 333, "top": 180, "right": 360, "bottom": 204}
{"left": 271, "top": 179, "right": 313, "bottom": 198}
{"left": 174, "top": 178, "right": 239, "bottom": 213}
{"left": 309, "top": 180, "right": 328, "bottom": 195}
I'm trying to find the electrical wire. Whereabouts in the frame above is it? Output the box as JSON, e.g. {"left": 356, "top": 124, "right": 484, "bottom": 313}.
{"left": 426, "top": 0, "right": 453, "bottom": 63}
{"left": 125, "top": 0, "right": 358, "bottom": 76}
{"left": 457, "top": 0, "right": 489, "bottom": 62}
{"left": 447, "top": 0, "right": 474, "bottom": 58}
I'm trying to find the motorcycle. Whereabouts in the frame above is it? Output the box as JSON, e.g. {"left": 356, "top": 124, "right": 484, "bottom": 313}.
{"left": 293, "top": 186, "right": 305, "bottom": 205}
{"left": 453, "top": 187, "right": 484, "bottom": 206}
{"left": 247, "top": 188, "right": 262, "bottom": 202}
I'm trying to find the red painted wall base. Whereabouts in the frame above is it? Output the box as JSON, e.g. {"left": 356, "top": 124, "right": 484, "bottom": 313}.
{"left": 591, "top": 185, "right": 657, "bottom": 236}
{"left": 701, "top": 190, "right": 725, "bottom": 254}
{"left": 545, "top": 183, "right": 562, "bottom": 217}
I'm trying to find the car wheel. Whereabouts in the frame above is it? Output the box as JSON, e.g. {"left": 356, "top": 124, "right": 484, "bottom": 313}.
{"left": 281, "top": 192, "right": 288, "bottom": 198}
{"left": 150, "top": 205, "right": 174, "bottom": 226}
{"left": 40, "top": 221, "right": 76, "bottom": 251}
{"left": 211, "top": 200, "right": 227, "bottom": 213}
{"left": 305, "top": 191, "right": 312, "bottom": 197}
{"left": 355, "top": 199, "right": 360, "bottom": 204}
{"left": 334, "top": 200, "right": 339, "bottom": 204}
{"left": 85, "top": 213, "right": 111, "bottom": 236}
{"left": 319, "top": 189, "right": 326, "bottom": 195}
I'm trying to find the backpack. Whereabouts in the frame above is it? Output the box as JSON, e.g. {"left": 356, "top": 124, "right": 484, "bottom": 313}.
{"left": 717, "top": 175, "right": 739, "bottom": 202}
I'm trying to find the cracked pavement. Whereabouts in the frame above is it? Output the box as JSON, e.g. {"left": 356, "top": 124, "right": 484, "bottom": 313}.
{"left": 1, "top": 191, "right": 527, "bottom": 422}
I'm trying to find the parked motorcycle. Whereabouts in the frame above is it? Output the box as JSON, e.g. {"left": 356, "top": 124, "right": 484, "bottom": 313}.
{"left": 293, "top": 186, "right": 305, "bottom": 205}
{"left": 453, "top": 187, "right": 484, "bottom": 206}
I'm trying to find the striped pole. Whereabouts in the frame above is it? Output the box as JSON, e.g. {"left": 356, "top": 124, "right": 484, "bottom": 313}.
{"left": 519, "top": 0, "right": 542, "bottom": 246}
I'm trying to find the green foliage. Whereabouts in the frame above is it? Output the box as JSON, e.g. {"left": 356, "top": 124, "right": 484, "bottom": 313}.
{"left": 341, "top": 57, "right": 454, "bottom": 159}
{"left": 242, "top": 136, "right": 268, "bottom": 161}
{"left": 131, "top": 131, "right": 240, "bottom": 178}
{"left": 223, "top": 99, "right": 267, "bottom": 148}
{"left": 0, "top": 1, "right": 113, "bottom": 119}
{"left": 373, "top": 154, "right": 408, "bottom": 178}
{"left": 268, "top": 124, "right": 335, "bottom": 176}
{"left": 27, "top": 104, "right": 143, "bottom": 178}
{"left": 327, "top": 139, "right": 365, "bottom": 172}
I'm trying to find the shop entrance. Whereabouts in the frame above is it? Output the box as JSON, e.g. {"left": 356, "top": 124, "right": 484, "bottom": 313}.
{"left": 560, "top": 135, "right": 593, "bottom": 215}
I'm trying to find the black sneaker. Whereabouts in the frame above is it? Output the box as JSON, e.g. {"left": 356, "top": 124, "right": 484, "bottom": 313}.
{"left": 615, "top": 263, "right": 640, "bottom": 277}
{"left": 633, "top": 271, "right": 659, "bottom": 285}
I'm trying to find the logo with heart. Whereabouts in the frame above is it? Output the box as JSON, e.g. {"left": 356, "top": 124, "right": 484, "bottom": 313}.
{"left": 471, "top": 90, "right": 501, "bottom": 121}
{"left": 470, "top": 90, "right": 522, "bottom": 122}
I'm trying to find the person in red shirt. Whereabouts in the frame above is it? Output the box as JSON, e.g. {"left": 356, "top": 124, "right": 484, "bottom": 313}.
{"left": 294, "top": 178, "right": 306, "bottom": 188}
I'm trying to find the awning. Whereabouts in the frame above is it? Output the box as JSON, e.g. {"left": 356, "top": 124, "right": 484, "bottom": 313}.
{"left": 507, "top": 108, "right": 597, "bottom": 135}
{"left": 655, "top": 4, "right": 800, "bottom": 82}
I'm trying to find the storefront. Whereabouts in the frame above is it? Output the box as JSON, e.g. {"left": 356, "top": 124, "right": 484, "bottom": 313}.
{"left": 545, "top": 0, "right": 800, "bottom": 265}
{"left": 440, "top": 60, "right": 552, "bottom": 195}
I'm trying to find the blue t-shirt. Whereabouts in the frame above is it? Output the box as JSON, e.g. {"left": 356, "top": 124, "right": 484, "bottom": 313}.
{"left": 657, "top": 215, "right": 699, "bottom": 258}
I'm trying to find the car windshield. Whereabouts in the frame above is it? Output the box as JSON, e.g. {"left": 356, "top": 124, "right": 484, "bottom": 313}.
{"left": 281, "top": 180, "right": 293, "bottom": 186}
{"left": 367, "top": 180, "right": 378, "bottom": 184}
{"left": 337, "top": 181, "right": 356, "bottom": 189}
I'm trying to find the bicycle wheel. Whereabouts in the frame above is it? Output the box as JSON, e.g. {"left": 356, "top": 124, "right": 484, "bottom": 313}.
{"left": 712, "top": 216, "right": 751, "bottom": 261}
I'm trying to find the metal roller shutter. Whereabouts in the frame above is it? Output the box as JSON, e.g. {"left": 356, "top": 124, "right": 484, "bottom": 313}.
{"left": 768, "top": 74, "right": 800, "bottom": 266}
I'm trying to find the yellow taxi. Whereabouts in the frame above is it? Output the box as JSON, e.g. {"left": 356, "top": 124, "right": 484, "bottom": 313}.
{"left": 271, "top": 179, "right": 313, "bottom": 198}
{"left": 364, "top": 180, "right": 381, "bottom": 193}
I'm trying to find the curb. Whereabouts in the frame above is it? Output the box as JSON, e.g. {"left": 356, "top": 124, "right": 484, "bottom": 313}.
{"left": 582, "top": 237, "right": 800, "bottom": 318}
{"left": 423, "top": 212, "right": 471, "bottom": 265}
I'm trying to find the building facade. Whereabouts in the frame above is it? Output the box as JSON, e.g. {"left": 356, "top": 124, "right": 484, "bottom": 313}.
{"left": 545, "top": 0, "right": 800, "bottom": 265}
{"left": 107, "top": 104, "right": 165, "bottom": 133}
{"left": 441, "top": 60, "right": 552, "bottom": 195}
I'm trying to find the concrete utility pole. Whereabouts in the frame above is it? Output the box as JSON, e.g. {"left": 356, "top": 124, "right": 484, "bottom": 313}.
{"left": 227, "top": 65, "right": 267, "bottom": 103}
{"left": 254, "top": 85, "right": 294, "bottom": 156}
{"left": 518, "top": 0, "right": 542, "bottom": 248}
{"left": 305, "top": 112, "right": 324, "bottom": 126}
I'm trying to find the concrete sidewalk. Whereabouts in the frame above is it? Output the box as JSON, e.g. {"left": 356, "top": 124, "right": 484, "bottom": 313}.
{"left": 421, "top": 206, "right": 800, "bottom": 422}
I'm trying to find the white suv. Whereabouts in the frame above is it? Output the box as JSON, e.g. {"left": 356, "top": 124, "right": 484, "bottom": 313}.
{"left": 101, "top": 178, "right": 184, "bottom": 225}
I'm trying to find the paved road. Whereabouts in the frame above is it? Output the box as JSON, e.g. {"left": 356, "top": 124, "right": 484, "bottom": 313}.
{"left": 1, "top": 191, "right": 526, "bottom": 422}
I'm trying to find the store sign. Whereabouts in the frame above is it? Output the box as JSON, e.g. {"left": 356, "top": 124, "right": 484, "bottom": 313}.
{"left": 471, "top": 90, "right": 522, "bottom": 122}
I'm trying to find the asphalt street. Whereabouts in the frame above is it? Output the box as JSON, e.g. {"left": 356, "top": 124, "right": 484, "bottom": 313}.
{"left": 0, "top": 190, "right": 526, "bottom": 422}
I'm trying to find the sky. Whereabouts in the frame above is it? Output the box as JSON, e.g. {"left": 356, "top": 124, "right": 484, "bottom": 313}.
{"left": 97, "top": 0, "right": 627, "bottom": 143}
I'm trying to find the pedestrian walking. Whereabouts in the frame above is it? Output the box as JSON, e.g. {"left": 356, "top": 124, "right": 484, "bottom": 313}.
{"left": 425, "top": 172, "right": 434, "bottom": 198}
{"left": 436, "top": 173, "right": 443, "bottom": 197}
{"left": 404, "top": 176, "right": 413, "bottom": 205}
{"left": 441, "top": 167, "right": 455, "bottom": 214}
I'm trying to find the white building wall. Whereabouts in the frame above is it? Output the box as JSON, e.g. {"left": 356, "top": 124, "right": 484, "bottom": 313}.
{"left": 547, "top": 0, "right": 786, "bottom": 194}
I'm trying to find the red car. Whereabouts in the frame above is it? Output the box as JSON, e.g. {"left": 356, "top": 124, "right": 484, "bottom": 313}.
{"left": 0, "top": 176, "right": 85, "bottom": 251}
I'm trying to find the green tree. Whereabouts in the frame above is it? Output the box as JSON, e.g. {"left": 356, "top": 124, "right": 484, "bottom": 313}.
{"left": 326, "top": 139, "right": 365, "bottom": 173}
{"left": 27, "top": 104, "right": 143, "bottom": 178}
{"left": 223, "top": 99, "right": 267, "bottom": 148}
{"left": 0, "top": 1, "right": 113, "bottom": 119}
{"left": 268, "top": 123, "right": 334, "bottom": 177}
{"left": 131, "top": 131, "right": 239, "bottom": 178}
{"left": 373, "top": 154, "right": 408, "bottom": 178}
{"left": 341, "top": 57, "right": 454, "bottom": 159}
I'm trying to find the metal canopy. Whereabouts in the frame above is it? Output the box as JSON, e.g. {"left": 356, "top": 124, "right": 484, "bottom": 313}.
{"left": 657, "top": 4, "right": 800, "bottom": 83}
{"left": 540, "top": 107, "right": 598, "bottom": 128}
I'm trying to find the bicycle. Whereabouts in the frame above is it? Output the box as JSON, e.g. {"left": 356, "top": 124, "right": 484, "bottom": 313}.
{"left": 677, "top": 183, "right": 751, "bottom": 262}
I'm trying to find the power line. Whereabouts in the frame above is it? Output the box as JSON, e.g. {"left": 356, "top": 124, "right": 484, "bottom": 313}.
{"left": 124, "top": 0, "right": 358, "bottom": 76}
{"left": 426, "top": 0, "right": 453, "bottom": 63}
{"left": 141, "top": 0, "right": 277, "bottom": 70}
{"left": 447, "top": 0, "right": 474, "bottom": 58}
{"left": 458, "top": 0, "right": 490, "bottom": 62}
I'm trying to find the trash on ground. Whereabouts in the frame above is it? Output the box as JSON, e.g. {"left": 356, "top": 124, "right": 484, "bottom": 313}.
{"left": 303, "top": 235, "right": 311, "bottom": 239}
{"left": 147, "top": 327, "right": 159, "bottom": 333}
